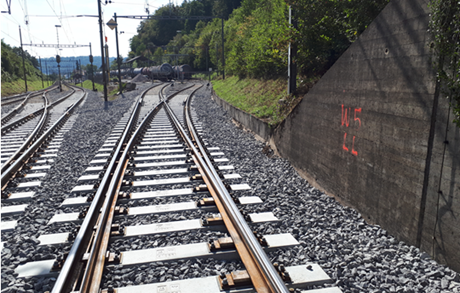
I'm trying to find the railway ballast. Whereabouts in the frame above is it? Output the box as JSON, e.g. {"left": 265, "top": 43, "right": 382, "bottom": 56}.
{"left": 1, "top": 81, "right": 459, "bottom": 293}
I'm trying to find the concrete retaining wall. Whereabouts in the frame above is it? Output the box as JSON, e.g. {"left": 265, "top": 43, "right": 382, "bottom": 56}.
{"left": 420, "top": 91, "right": 460, "bottom": 270}
{"left": 212, "top": 0, "right": 460, "bottom": 272}
{"left": 211, "top": 91, "right": 273, "bottom": 141}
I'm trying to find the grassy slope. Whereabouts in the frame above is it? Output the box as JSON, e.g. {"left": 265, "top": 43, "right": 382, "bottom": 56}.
{"left": 211, "top": 76, "right": 318, "bottom": 126}
{"left": 78, "top": 80, "right": 104, "bottom": 92}
{"left": 1, "top": 80, "right": 51, "bottom": 97}
{"left": 79, "top": 80, "right": 124, "bottom": 95}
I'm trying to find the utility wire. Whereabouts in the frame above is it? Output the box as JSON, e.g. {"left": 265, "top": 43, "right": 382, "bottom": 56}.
{"left": 1, "top": 30, "right": 20, "bottom": 43}
{"left": 45, "top": 0, "right": 75, "bottom": 53}
{"left": 60, "top": 0, "right": 77, "bottom": 55}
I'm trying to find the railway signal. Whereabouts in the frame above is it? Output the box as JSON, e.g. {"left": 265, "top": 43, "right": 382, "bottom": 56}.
{"left": 56, "top": 54, "right": 62, "bottom": 92}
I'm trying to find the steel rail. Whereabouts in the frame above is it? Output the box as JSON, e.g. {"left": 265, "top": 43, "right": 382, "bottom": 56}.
{"left": 1, "top": 92, "right": 29, "bottom": 103}
{"left": 50, "top": 83, "right": 162, "bottom": 293}
{"left": 78, "top": 83, "right": 194, "bottom": 293}
{"left": 1, "top": 93, "right": 50, "bottom": 178}
{"left": 1, "top": 88, "right": 45, "bottom": 102}
{"left": 158, "top": 83, "right": 196, "bottom": 105}
{"left": 1, "top": 89, "right": 86, "bottom": 189}
{"left": 0, "top": 85, "right": 57, "bottom": 125}
{"left": 0, "top": 90, "right": 32, "bottom": 125}
{"left": 1, "top": 87, "right": 76, "bottom": 134}
{"left": 171, "top": 84, "right": 289, "bottom": 293}
{"left": 1, "top": 85, "right": 57, "bottom": 106}
{"left": 81, "top": 86, "right": 168, "bottom": 293}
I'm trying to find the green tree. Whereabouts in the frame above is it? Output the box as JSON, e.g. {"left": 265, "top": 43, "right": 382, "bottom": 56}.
{"left": 85, "top": 64, "right": 97, "bottom": 79}
{"left": 429, "top": 0, "right": 460, "bottom": 127}
{"left": 1, "top": 39, "right": 43, "bottom": 82}
{"left": 110, "top": 55, "right": 124, "bottom": 70}
{"left": 286, "top": 0, "right": 389, "bottom": 76}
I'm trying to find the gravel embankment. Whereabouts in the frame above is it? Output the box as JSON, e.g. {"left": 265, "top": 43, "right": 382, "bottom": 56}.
{"left": 1, "top": 101, "right": 22, "bottom": 116}
{"left": 1, "top": 85, "right": 151, "bottom": 293}
{"left": 190, "top": 84, "right": 460, "bottom": 293}
{"left": 2, "top": 81, "right": 458, "bottom": 293}
{"left": 100, "top": 81, "right": 458, "bottom": 292}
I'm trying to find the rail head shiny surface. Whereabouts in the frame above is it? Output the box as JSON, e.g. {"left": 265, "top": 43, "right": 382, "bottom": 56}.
{"left": 158, "top": 83, "right": 288, "bottom": 292}
{"left": 0, "top": 86, "right": 78, "bottom": 188}
{"left": 79, "top": 90, "right": 165, "bottom": 293}
{"left": 51, "top": 83, "right": 161, "bottom": 293}
{"left": 183, "top": 85, "right": 289, "bottom": 293}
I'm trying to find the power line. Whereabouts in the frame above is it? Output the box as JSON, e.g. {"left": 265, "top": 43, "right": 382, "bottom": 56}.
{"left": 17, "top": 0, "right": 27, "bottom": 24}
{"left": 23, "top": 43, "right": 90, "bottom": 48}
{"left": 27, "top": 14, "right": 98, "bottom": 18}
{"left": 18, "top": 0, "right": 37, "bottom": 55}
{"left": 1, "top": 30, "right": 20, "bottom": 43}
{"left": 45, "top": 0, "right": 75, "bottom": 53}
{"left": 60, "top": 0, "right": 77, "bottom": 55}
{"left": 7, "top": 1, "right": 45, "bottom": 56}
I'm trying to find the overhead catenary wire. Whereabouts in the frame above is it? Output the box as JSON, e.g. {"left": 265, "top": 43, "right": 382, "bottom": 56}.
{"left": 45, "top": 0, "right": 76, "bottom": 55}
{"left": 59, "top": 0, "right": 77, "bottom": 55}
{"left": 1, "top": 30, "right": 20, "bottom": 43}
{"left": 4, "top": 1, "right": 44, "bottom": 57}
{"left": 18, "top": 0, "right": 37, "bottom": 55}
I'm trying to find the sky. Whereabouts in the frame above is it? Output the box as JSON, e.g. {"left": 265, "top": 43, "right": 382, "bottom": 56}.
{"left": 1, "top": 0, "right": 174, "bottom": 59}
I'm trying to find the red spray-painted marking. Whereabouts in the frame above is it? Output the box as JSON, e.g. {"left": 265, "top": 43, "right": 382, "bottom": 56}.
{"left": 354, "top": 108, "right": 362, "bottom": 130}
{"left": 351, "top": 136, "right": 358, "bottom": 156}
{"left": 341, "top": 105, "right": 361, "bottom": 156}
{"left": 343, "top": 133, "right": 349, "bottom": 151}
{"left": 341, "top": 105, "right": 350, "bottom": 127}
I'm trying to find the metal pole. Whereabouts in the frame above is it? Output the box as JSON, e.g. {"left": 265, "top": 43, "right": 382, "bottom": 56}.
{"left": 105, "top": 44, "right": 110, "bottom": 81}
{"left": 215, "top": 42, "right": 218, "bottom": 76}
{"left": 98, "top": 0, "right": 108, "bottom": 101}
{"left": 45, "top": 59, "right": 49, "bottom": 86}
{"left": 80, "top": 59, "right": 83, "bottom": 87}
{"left": 287, "top": 5, "right": 297, "bottom": 95}
{"left": 39, "top": 57, "right": 44, "bottom": 88}
{"left": 114, "top": 13, "right": 122, "bottom": 93}
{"left": 18, "top": 26, "right": 28, "bottom": 92}
{"left": 221, "top": 17, "right": 225, "bottom": 80}
{"left": 206, "top": 46, "right": 210, "bottom": 82}
{"left": 56, "top": 26, "right": 62, "bottom": 92}
{"left": 57, "top": 63, "right": 61, "bottom": 91}
{"left": 74, "top": 62, "right": 76, "bottom": 84}
{"left": 90, "top": 43, "right": 95, "bottom": 91}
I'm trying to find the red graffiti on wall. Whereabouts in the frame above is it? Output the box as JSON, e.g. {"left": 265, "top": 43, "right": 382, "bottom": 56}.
{"left": 341, "top": 105, "right": 361, "bottom": 156}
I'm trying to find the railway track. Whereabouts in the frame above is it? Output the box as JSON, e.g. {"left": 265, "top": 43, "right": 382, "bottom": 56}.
{"left": 1, "top": 89, "right": 52, "bottom": 125}
{"left": 1, "top": 92, "right": 36, "bottom": 107}
{"left": 1, "top": 86, "right": 86, "bottom": 242}
{"left": 6, "top": 82, "right": 340, "bottom": 293}
{"left": 1, "top": 86, "right": 80, "bottom": 175}
{"left": 2, "top": 81, "right": 459, "bottom": 293}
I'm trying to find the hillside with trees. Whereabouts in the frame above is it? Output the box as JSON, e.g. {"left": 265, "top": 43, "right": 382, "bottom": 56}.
{"left": 127, "top": 0, "right": 389, "bottom": 124}
{"left": 129, "top": 0, "right": 389, "bottom": 78}
{"left": 1, "top": 39, "right": 43, "bottom": 83}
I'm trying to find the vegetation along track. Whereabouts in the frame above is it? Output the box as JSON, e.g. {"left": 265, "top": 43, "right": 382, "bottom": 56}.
{"left": 3, "top": 81, "right": 340, "bottom": 293}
